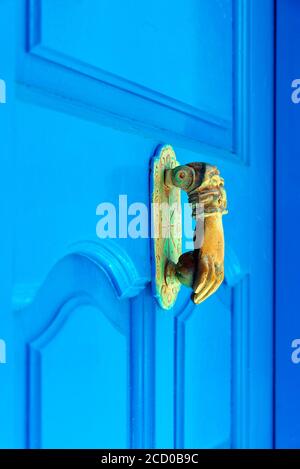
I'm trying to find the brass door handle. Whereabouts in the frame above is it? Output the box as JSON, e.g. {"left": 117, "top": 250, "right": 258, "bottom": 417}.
{"left": 165, "top": 162, "right": 227, "bottom": 305}
{"left": 151, "top": 145, "right": 227, "bottom": 309}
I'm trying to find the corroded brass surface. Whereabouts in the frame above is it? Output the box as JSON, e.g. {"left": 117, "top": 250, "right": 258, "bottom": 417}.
{"left": 151, "top": 145, "right": 182, "bottom": 309}
{"left": 167, "top": 163, "right": 227, "bottom": 305}
{"left": 151, "top": 146, "right": 227, "bottom": 309}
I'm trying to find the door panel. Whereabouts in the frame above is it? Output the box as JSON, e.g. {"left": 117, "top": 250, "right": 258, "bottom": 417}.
{"left": 30, "top": 0, "right": 233, "bottom": 120}
{"left": 0, "top": 0, "right": 274, "bottom": 448}
{"left": 25, "top": 255, "right": 132, "bottom": 449}
{"left": 183, "top": 295, "right": 231, "bottom": 448}
{"left": 30, "top": 300, "right": 129, "bottom": 449}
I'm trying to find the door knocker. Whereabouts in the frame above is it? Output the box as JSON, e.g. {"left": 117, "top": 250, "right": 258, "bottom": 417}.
{"left": 150, "top": 145, "right": 228, "bottom": 309}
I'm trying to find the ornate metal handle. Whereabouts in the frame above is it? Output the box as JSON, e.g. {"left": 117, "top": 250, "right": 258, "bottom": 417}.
{"left": 150, "top": 145, "right": 227, "bottom": 309}
{"left": 164, "top": 163, "right": 227, "bottom": 305}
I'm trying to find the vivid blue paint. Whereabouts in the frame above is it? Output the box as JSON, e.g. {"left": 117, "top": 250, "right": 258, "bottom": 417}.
{"left": 0, "top": 0, "right": 274, "bottom": 449}
{"left": 276, "top": 0, "right": 300, "bottom": 449}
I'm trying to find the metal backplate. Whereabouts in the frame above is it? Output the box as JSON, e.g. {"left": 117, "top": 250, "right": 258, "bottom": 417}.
{"left": 150, "top": 145, "right": 182, "bottom": 309}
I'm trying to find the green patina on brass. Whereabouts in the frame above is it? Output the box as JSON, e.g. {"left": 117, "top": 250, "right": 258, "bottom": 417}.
{"left": 151, "top": 145, "right": 228, "bottom": 309}
{"left": 151, "top": 145, "right": 182, "bottom": 309}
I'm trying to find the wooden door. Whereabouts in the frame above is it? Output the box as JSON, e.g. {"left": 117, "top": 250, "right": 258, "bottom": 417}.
{"left": 0, "top": 0, "right": 274, "bottom": 448}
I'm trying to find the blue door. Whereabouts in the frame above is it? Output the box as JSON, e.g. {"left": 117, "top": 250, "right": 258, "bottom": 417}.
{"left": 0, "top": 0, "right": 274, "bottom": 448}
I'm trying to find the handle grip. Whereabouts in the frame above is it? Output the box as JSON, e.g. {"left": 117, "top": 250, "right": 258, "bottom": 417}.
{"left": 165, "top": 163, "right": 227, "bottom": 305}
